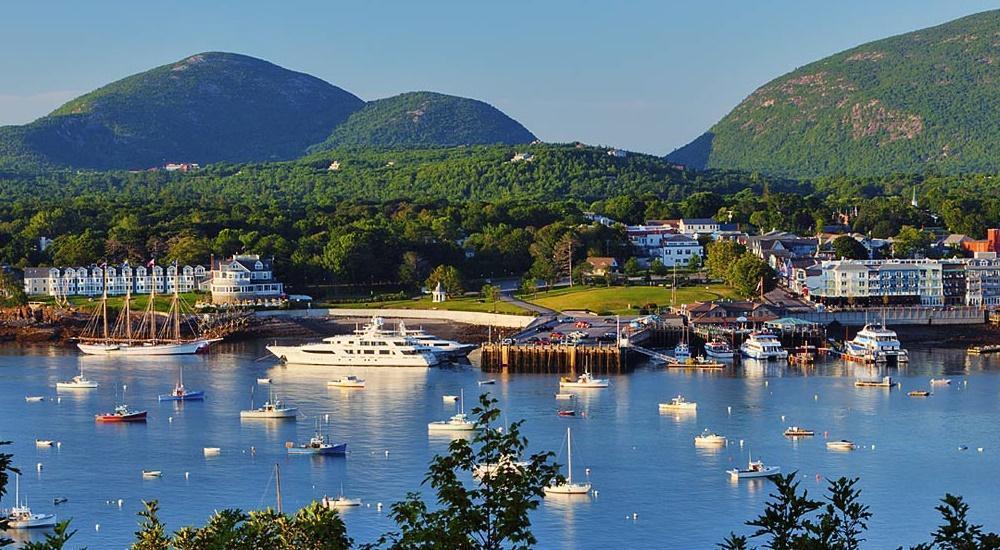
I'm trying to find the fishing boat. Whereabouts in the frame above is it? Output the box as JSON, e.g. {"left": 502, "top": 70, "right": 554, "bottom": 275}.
{"left": 673, "top": 342, "right": 691, "bottom": 360}
{"left": 2, "top": 474, "right": 56, "bottom": 529}
{"left": 395, "top": 321, "right": 476, "bottom": 359}
{"left": 930, "top": 378, "right": 952, "bottom": 385}
{"left": 77, "top": 260, "right": 219, "bottom": 356}
{"left": 659, "top": 395, "right": 697, "bottom": 412}
{"left": 783, "top": 426, "right": 815, "bottom": 437}
{"left": 554, "top": 392, "right": 574, "bottom": 400}
{"left": 740, "top": 332, "right": 788, "bottom": 360}
{"left": 559, "top": 371, "right": 609, "bottom": 388}
{"left": 287, "top": 431, "right": 347, "bottom": 456}
{"left": 158, "top": 366, "right": 204, "bottom": 401}
{"left": 96, "top": 403, "right": 148, "bottom": 423}
{"left": 727, "top": 452, "right": 781, "bottom": 479}
{"left": 266, "top": 316, "right": 439, "bottom": 367}
{"left": 843, "top": 323, "right": 908, "bottom": 363}
{"left": 327, "top": 376, "right": 366, "bottom": 388}
{"left": 24, "top": 396, "right": 45, "bottom": 402}
{"left": 141, "top": 470, "right": 163, "bottom": 478}
{"left": 428, "top": 389, "right": 478, "bottom": 432}
{"left": 703, "top": 339, "right": 735, "bottom": 359}
{"left": 257, "top": 378, "right": 272, "bottom": 384}
{"left": 694, "top": 429, "right": 727, "bottom": 447}
{"left": 826, "top": 440, "right": 858, "bottom": 451}
{"left": 322, "top": 494, "right": 362, "bottom": 508}
{"left": 56, "top": 365, "right": 98, "bottom": 390}
{"left": 544, "top": 427, "right": 592, "bottom": 495}
{"left": 557, "top": 410, "right": 576, "bottom": 417}
{"left": 240, "top": 387, "right": 298, "bottom": 419}
{"left": 34, "top": 439, "right": 54, "bottom": 447}
{"left": 854, "top": 375, "right": 898, "bottom": 388}
{"left": 908, "top": 390, "right": 931, "bottom": 397}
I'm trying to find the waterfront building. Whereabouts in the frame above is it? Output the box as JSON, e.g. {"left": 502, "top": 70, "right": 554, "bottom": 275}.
{"left": 625, "top": 225, "right": 703, "bottom": 268}
{"left": 23, "top": 263, "right": 206, "bottom": 297}
{"left": 208, "top": 254, "right": 284, "bottom": 305}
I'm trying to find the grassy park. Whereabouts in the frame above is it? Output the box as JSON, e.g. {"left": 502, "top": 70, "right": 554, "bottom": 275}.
{"left": 323, "top": 295, "right": 529, "bottom": 315}
{"left": 525, "top": 284, "right": 737, "bottom": 315}
{"left": 31, "top": 292, "right": 203, "bottom": 314}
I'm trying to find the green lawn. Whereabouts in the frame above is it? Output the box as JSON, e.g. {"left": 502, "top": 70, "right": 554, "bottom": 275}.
{"left": 321, "top": 295, "right": 529, "bottom": 315}
{"left": 31, "top": 292, "right": 204, "bottom": 314}
{"left": 525, "top": 284, "right": 737, "bottom": 315}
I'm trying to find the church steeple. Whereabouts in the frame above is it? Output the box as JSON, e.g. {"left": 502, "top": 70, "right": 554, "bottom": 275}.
{"left": 910, "top": 187, "right": 918, "bottom": 208}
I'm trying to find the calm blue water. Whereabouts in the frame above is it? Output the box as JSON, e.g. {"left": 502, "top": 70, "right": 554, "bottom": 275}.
{"left": 1, "top": 342, "right": 999, "bottom": 548}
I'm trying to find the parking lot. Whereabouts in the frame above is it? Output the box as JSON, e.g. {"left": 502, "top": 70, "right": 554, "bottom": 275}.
{"left": 509, "top": 314, "right": 634, "bottom": 346}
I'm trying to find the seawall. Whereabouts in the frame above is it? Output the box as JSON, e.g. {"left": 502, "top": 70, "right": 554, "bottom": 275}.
{"left": 788, "top": 306, "right": 985, "bottom": 326}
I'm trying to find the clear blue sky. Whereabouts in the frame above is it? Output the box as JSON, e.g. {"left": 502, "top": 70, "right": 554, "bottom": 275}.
{"left": 1, "top": 1, "right": 996, "bottom": 154}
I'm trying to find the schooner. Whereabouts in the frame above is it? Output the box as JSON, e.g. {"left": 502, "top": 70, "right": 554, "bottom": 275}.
{"left": 77, "top": 260, "right": 220, "bottom": 355}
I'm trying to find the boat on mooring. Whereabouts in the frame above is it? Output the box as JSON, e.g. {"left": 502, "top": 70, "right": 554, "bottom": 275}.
{"left": 854, "top": 375, "right": 898, "bottom": 388}
{"left": 56, "top": 365, "right": 98, "bottom": 390}
{"left": 827, "top": 439, "right": 858, "bottom": 451}
{"left": 908, "top": 390, "right": 931, "bottom": 397}
{"left": 544, "top": 427, "right": 592, "bottom": 495}
{"left": 95, "top": 403, "right": 148, "bottom": 423}
{"left": 727, "top": 452, "right": 781, "bottom": 479}
{"left": 287, "top": 431, "right": 347, "bottom": 456}
{"left": 783, "top": 426, "right": 815, "bottom": 437}
{"left": 843, "top": 323, "right": 908, "bottom": 364}
{"left": 327, "top": 376, "right": 366, "bottom": 389}
{"left": 659, "top": 395, "right": 697, "bottom": 412}
{"left": 266, "top": 316, "right": 439, "bottom": 367}
{"left": 740, "top": 332, "right": 788, "bottom": 360}
{"left": 240, "top": 388, "right": 298, "bottom": 420}
{"left": 559, "top": 371, "right": 609, "bottom": 388}
{"left": 158, "top": 366, "right": 204, "bottom": 401}
{"left": 930, "top": 378, "right": 952, "bottom": 385}
{"left": 428, "top": 390, "right": 478, "bottom": 432}
{"left": 2, "top": 474, "right": 56, "bottom": 529}
{"left": 694, "top": 429, "right": 727, "bottom": 447}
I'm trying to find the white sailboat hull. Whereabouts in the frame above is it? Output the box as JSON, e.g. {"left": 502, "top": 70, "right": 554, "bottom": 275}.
{"left": 78, "top": 339, "right": 217, "bottom": 356}
{"left": 544, "top": 482, "right": 591, "bottom": 495}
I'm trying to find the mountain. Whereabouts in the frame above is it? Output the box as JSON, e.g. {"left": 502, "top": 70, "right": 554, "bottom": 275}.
{"left": 309, "top": 91, "right": 536, "bottom": 151}
{"left": 668, "top": 10, "right": 1000, "bottom": 177}
{"left": 0, "top": 52, "right": 365, "bottom": 170}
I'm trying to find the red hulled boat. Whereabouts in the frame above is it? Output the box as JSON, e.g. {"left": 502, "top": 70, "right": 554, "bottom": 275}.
{"left": 95, "top": 404, "right": 148, "bottom": 423}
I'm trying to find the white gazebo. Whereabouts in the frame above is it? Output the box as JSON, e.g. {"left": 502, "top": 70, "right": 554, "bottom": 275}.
{"left": 431, "top": 281, "right": 447, "bottom": 303}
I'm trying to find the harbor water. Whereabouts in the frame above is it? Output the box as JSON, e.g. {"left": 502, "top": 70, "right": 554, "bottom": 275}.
{"left": 1, "top": 342, "right": 999, "bottom": 548}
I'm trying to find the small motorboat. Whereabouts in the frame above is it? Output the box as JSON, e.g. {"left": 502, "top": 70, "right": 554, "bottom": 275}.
{"left": 727, "top": 454, "right": 781, "bottom": 479}
{"left": 783, "top": 426, "right": 815, "bottom": 437}
{"left": 327, "top": 376, "right": 366, "bottom": 388}
{"left": 854, "top": 376, "right": 897, "bottom": 388}
{"left": 559, "top": 372, "right": 608, "bottom": 388}
{"left": 95, "top": 404, "right": 148, "bottom": 423}
{"left": 908, "top": 390, "right": 931, "bottom": 397}
{"left": 24, "top": 396, "right": 45, "bottom": 403}
{"left": 826, "top": 439, "right": 857, "bottom": 451}
{"left": 141, "top": 470, "right": 163, "bottom": 478}
{"left": 203, "top": 447, "right": 222, "bottom": 456}
{"left": 34, "top": 440, "right": 55, "bottom": 447}
{"left": 659, "top": 395, "right": 697, "bottom": 412}
{"left": 929, "top": 378, "right": 952, "bottom": 385}
{"left": 442, "top": 394, "right": 459, "bottom": 402}
{"left": 56, "top": 373, "right": 98, "bottom": 390}
{"left": 557, "top": 410, "right": 576, "bottom": 417}
{"left": 52, "top": 498, "right": 68, "bottom": 506}
{"left": 257, "top": 378, "right": 272, "bottom": 384}
{"left": 429, "top": 389, "right": 478, "bottom": 432}
{"left": 694, "top": 429, "right": 727, "bottom": 447}
{"left": 478, "top": 379, "right": 497, "bottom": 386}
{"left": 322, "top": 495, "right": 362, "bottom": 508}
{"left": 554, "top": 392, "right": 574, "bottom": 400}
{"left": 287, "top": 432, "right": 347, "bottom": 456}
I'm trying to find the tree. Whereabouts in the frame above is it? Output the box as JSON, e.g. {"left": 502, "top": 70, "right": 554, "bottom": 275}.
{"left": 426, "top": 265, "right": 463, "bottom": 297}
{"left": 893, "top": 225, "right": 934, "bottom": 259}
{"left": 623, "top": 257, "right": 641, "bottom": 277}
{"left": 831, "top": 235, "right": 868, "bottom": 260}
{"left": 398, "top": 251, "right": 426, "bottom": 290}
{"left": 0, "top": 440, "right": 15, "bottom": 547}
{"left": 705, "top": 240, "right": 744, "bottom": 281}
{"left": 166, "top": 233, "right": 212, "bottom": 265}
{"left": 49, "top": 229, "right": 104, "bottom": 266}
{"left": 0, "top": 271, "right": 27, "bottom": 307}
{"left": 481, "top": 284, "right": 501, "bottom": 312}
{"left": 650, "top": 258, "right": 668, "bottom": 277}
{"left": 519, "top": 277, "right": 538, "bottom": 297}
{"left": 552, "top": 233, "right": 579, "bottom": 286}
{"left": 728, "top": 254, "right": 776, "bottom": 298}
{"left": 374, "top": 393, "right": 559, "bottom": 549}
{"left": 686, "top": 254, "right": 702, "bottom": 270}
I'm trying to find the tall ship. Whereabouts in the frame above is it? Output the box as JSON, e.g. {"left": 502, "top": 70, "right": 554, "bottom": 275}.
{"left": 739, "top": 332, "right": 788, "bottom": 360}
{"left": 843, "top": 323, "right": 908, "bottom": 363}
{"left": 77, "top": 260, "right": 219, "bottom": 356}
{"left": 266, "top": 317, "right": 439, "bottom": 367}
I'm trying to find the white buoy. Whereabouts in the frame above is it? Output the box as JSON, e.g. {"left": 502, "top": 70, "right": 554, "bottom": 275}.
{"left": 739, "top": 439, "right": 744, "bottom": 448}
{"left": 185, "top": 472, "right": 190, "bottom": 480}
{"left": 36, "top": 462, "right": 43, "bottom": 472}
{"left": 118, "top": 499, "right": 123, "bottom": 508}
{"left": 727, "top": 406, "right": 732, "bottom": 415}
{"left": 872, "top": 444, "right": 876, "bottom": 450}
{"left": 632, "top": 512, "right": 638, "bottom": 520}
{"left": 385, "top": 450, "right": 390, "bottom": 457}
{"left": 57, "top": 397, "right": 62, "bottom": 403}
{"left": 95, "top": 524, "right": 100, "bottom": 532}
{"left": 781, "top": 415, "right": 786, "bottom": 422}
{"left": 377, "top": 502, "right": 383, "bottom": 512}
{"left": 593, "top": 490, "right": 599, "bottom": 497}
{"left": 168, "top": 417, "right": 173, "bottom": 423}
{"left": 765, "top": 380, "right": 769, "bottom": 387}
{"left": 814, "top": 394, "right": 819, "bottom": 401}
{"left": 56, "top": 442, "right": 62, "bottom": 449}
{"left": 325, "top": 414, "right": 330, "bottom": 423}
{"left": 978, "top": 447, "right": 984, "bottom": 452}
{"left": 585, "top": 467, "right": 591, "bottom": 476}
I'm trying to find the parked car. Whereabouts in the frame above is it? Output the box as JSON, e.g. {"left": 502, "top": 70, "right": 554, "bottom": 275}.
{"left": 558, "top": 316, "right": 574, "bottom": 323}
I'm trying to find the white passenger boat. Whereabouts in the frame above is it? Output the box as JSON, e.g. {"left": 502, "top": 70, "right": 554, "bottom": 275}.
{"left": 740, "top": 332, "right": 788, "bottom": 360}
{"left": 327, "top": 376, "right": 366, "bottom": 388}
{"left": 395, "top": 321, "right": 476, "bottom": 359}
{"left": 854, "top": 376, "right": 897, "bottom": 388}
{"left": 203, "top": 447, "right": 222, "bottom": 456}
{"left": 694, "top": 429, "right": 727, "bottom": 447}
{"left": 659, "top": 395, "right": 697, "bottom": 412}
{"left": 240, "top": 388, "right": 298, "bottom": 419}
{"left": 266, "top": 317, "right": 439, "bottom": 367}
{"left": 442, "top": 394, "right": 459, "bottom": 402}
{"left": 2, "top": 475, "right": 56, "bottom": 529}
{"left": 544, "top": 427, "right": 592, "bottom": 495}
{"left": 704, "top": 339, "right": 735, "bottom": 359}
{"left": 558, "top": 371, "right": 608, "bottom": 388}
{"left": 844, "top": 323, "right": 908, "bottom": 363}
{"left": 727, "top": 453, "right": 780, "bottom": 479}
{"left": 826, "top": 439, "right": 858, "bottom": 451}
{"left": 428, "top": 390, "right": 478, "bottom": 432}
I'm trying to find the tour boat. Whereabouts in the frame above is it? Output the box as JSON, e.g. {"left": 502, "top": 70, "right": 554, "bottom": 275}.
{"left": 322, "top": 494, "right": 362, "bottom": 508}
{"left": 740, "top": 332, "right": 788, "bottom": 360}
{"left": 843, "top": 324, "right": 908, "bottom": 363}
{"left": 141, "top": 470, "right": 163, "bottom": 478}
{"left": 929, "top": 378, "right": 952, "bottom": 385}
{"left": 327, "top": 376, "right": 366, "bottom": 389}
{"left": 559, "top": 371, "right": 609, "bottom": 388}
{"left": 158, "top": 366, "right": 204, "bottom": 401}
{"left": 24, "top": 396, "right": 45, "bottom": 402}
{"left": 826, "top": 440, "right": 858, "bottom": 451}
{"left": 394, "top": 321, "right": 476, "bottom": 359}
{"left": 908, "top": 390, "right": 931, "bottom": 397}
{"left": 673, "top": 342, "right": 691, "bottom": 360}
{"left": 266, "top": 317, "right": 439, "bottom": 367}
{"left": 2, "top": 474, "right": 56, "bottom": 530}
{"left": 35, "top": 439, "right": 54, "bottom": 447}
{"left": 428, "top": 390, "right": 478, "bottom": 432}
{"left": 854, "top": 375, "right": 898, "bottom": 388}
{"left": 287, "top": 432, "right": 347, "bottom": 456}
{"left": 544, "top": 427, "right": 592, "bottom": 495}
{"left": 77, "top": 261, "right": 218, "bottom": 356}
{"left": 783, "top": 426, "right": 815, "bottom": 437}
{"left": 704, "top": 339, "right": 735, "bottom": 359}
{"left": 56, "top": 365, "right": 98, "bottom": 390}
{"left": 554, "top": 392, "right": 574, "bottom": 400}
{"left": 95, "top": 404, "right": 148, "bottom": 423}
{"left": 694, "top": 429, "right": 727, "bottom": 447}
{"left": 727, "top": 453, "right": 781, "bottom": 479}
{"left": 240, "top": 388, "right": 298, "bottom": 419}
{"left": 659, "top": 395, "right": 697, "bottom": 412}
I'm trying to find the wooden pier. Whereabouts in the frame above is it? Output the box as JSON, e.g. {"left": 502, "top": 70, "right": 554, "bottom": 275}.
{"left": 480, "top": 343, "right": 626, "bottom": 374}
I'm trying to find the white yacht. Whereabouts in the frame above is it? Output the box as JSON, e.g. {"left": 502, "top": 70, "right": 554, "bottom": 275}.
{"left": 559, "top": 371, "right": 609, "bottom": 388}
{"left": 327, "top": 376, "right": 366, "bottom": 388}
{"left": 704, "top": 339, "right": 735, "bottom": 359}
{"left": 2, "top": 474, "right": 56, "bottom": 529}
{"left": 694, "top": 429, "right": 727, "bottom": 447}
{"left": 240, "top": 389, "right": 297, "bottom": 419}
{"left": 395, "top": 321, "right": 476, "bottom": 359}
{"left": 56, "top": 365, "right": 98, "bottom": 390}
{"left": 266, "top": 317, "right": 439, "bottom": 367}
{"left": 428, "top": 390, "right": 478, "bottom": 432}
{"left": 740, "top": 332, "right": 788, "bottom": 360}
{"left": 659, "top": 395, "right": 697, "bottom": 412}
{"left": 844, "top": 324, "right": 908, "bottom": 363}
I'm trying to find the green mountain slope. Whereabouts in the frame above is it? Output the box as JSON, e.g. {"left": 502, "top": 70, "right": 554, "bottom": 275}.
{"left": 310, "top": 91, "right": 536, "bottom": 151}
{"left": 0, "top": 52, "right": 365, "bottom": 170}
{"left": 668, "top": 10, "right": 1000, "bottom": 177}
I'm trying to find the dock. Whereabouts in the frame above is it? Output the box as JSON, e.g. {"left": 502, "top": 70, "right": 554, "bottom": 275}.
{"left": 479, "top": 343, "right": 625, "bottom": 374}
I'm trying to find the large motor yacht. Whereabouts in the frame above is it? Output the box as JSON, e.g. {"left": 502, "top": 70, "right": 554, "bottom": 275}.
{"left": 739, "top": 332, "right": 788, "bottom": 360}
{"left": 266, "top": 317, "right": 439, "bottom": 367}
{"left": 844, "top": 324, "right": 908, "bottom": 363}
{"left": 395, "top": 321, "right": 476, "bottom": 359}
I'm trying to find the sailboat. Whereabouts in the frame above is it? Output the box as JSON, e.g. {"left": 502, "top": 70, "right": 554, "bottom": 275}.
{"left": 428, "top": 389, "right": 478, "bottom": 432}
{"left": 158, "top": 365, "right": 205, "bottom": 401}
{"left": 544, "top": 427, "right": 592, "bottom": 495}
{"left": 2, "top": 474, "right": 57, "bottom": 529}
{"left": 77, "top": 260, "right": 220, "bottom": 356}
{"left": 56, "top": 363, "right": 98, "bottom": 389}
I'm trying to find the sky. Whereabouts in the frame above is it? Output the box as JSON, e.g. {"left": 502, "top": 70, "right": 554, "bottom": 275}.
{"left": 1, "top": 1, "right": 996, "bottom": 155}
